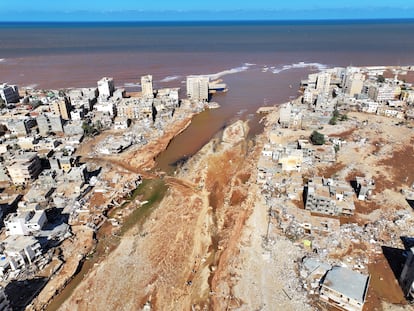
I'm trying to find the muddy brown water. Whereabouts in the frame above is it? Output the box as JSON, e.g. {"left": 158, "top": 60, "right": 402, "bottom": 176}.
{"left": 45, "top": 68, "right": 310, "bottom": 309}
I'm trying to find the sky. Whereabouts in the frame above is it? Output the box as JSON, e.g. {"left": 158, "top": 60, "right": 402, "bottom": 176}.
{"left": 1, "top": 0, "right": 414, "bottom": 21}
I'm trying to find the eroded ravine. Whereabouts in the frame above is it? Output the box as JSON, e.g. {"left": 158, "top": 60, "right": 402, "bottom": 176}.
{"left": 54, "top": 120, "right": 263, "bottom": 311}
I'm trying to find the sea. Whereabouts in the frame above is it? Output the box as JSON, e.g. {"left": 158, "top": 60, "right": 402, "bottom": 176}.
{"left": 1, "top": 20, "right": 414, "bottom": 168}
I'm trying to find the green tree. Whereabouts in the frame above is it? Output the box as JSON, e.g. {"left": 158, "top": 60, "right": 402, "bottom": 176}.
{"left": 82, "top": 122, "right": 97, "bottom": 136}
{"left": 340, "top": 114, "right": 348, "bottom": 121}
{"left": 310, "top": 130, "right": 325, "bottom": 145}
{"left": 329, "top": 117, "right": 337, "bottom": 125}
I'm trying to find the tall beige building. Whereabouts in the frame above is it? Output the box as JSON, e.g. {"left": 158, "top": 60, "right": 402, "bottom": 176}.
{"left": 141, "top": 75, "right": 154, "bottom": 98}
{"left": 186, "top": 76, "right": 209, "bottom": 102}
{"left": 7, "top": 153, "right": 42, "bottom": 185}
{"left": 344, "top": 73, "right": 365, "bottom": 98}
{"left": 50, "top": 98, "right": 71, "bottom": 120}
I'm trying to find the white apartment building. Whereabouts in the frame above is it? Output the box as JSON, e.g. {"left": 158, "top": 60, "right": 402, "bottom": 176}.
{"left": 141, "top": 75, "right": 154, "bottom": 98}
{"left": 4, "top": 210, "right": 47, "bottom": 236}
{"left": 97, "top": 77, "right": 115, "bottom": 98}
{"left": 315, "top": 72, "right": 332, "bottom": 98}
{"left": 186, "top": 76, "right": 209, "bottom": 102}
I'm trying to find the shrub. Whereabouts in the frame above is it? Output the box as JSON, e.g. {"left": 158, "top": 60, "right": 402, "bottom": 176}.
{"left": 310, "top": 130, "right": 325, "bottom": 145}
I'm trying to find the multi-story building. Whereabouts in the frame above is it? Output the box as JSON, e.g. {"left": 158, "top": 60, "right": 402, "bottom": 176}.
{"left": 186, "top": 76, "right": 209, "bottom": 102}
{"left": 401, "top": 89, "right": 414, "bottom": 104}
{"left": 50, "top": 98, "right": 72, "bottom": 120}
{"left": 303, "top": 88, "right": 318, "bottom": 105}
{"left": 320, "top": 266, "right": 370, "bottom": 311}
{"left": 0, "top": 83, "right": 19, "bottom": 104}
{"left": 4, "top": 210, "right": 47, "bottom": 236}
{"left": 7, "top": 152, "right": 42, "bottom": 185}
{"left": 344, "top": 73, "right": 365, "bottom": 98}
{"left": 117, "top": 98, "right": 153, "bottom": 120}
{"left": 368, "top": 83, "right": 401, "bottom": 102}
{"left": 0, "top": 163, "right": 10, "bottom": 183}
{"left": 94, "top": 99, "right": 116, "bottom": 116}
{"left": 97, "top": 77, "right": 115, "bottom": 98}
{"left": 315, "top": 72, "right": 332, "bottom": 100}
{"left": 0, "top": 235, "right": 42, "bottom": 272}
{"left": 359, "top": 100, "right": 379, "bottom": 114}
{"left": 141, "top": 75, "right": 154, "bottom": 98}
{"left": 7, "top": 118, "right": 32, "bottom": 136}
{"left": 305, "top": 177, "right": 355, "bottom": 216}
{"left": 36, "top": 113, "right": 64, "bottom": 136}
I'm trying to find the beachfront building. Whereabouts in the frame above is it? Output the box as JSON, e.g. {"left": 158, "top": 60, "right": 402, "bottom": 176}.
{"left": 141, "top": 75, "right": 154, "bottom": 98}
{"left": 315, "top": 72, "right": 332, "bottom": 101}
{"left": 303, "top": 88, "right": 318, "bottom": 105}
{"left": 6, "top": 152, "right": 42, "bottom": 185}
{"left": 0, "top": 83, "right": 19, "bottom": 104}
{"left": 186, "top": 76, "right": 209, "bottom": 102}
{"left": 97, "top": 77, "right": 115, "bottom": 98}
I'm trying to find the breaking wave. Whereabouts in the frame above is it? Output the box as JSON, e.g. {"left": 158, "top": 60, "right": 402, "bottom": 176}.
{"left": 160, "top": 75, "right": 181, "bottom": 83}
{"left": 202, "top": 64, "right": 251, "bottom": 80}
{"left": 124, "top": 82, "right": 141, "bottom": 88}
{"left": 271, "top": 62, "right": 329, "bottom": 74}
{"left": 24, "top": 84, "right": 38, "bottom": 89}
{"left": 0, "top": 58, "right": 5, "bottom": 63}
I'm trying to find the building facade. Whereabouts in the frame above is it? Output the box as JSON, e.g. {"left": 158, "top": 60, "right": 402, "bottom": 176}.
{"left": 7, "top": 152, "right": 42, "bottom": 185}
{"left": 97, "top": 77, "right": 115, "bottom": 98}
{"left": 50, "top": 98, "right": 72, "bottom": 120}
{"left": 36, "top": 113, "right": 64, "bottom": 136}
{"left": 0, "top": 84, "right": 19, "bottom": 104}
{"left": 305, "top": 177, "right": 355, "bottom": 216}
{"left": 186, "top": 76, "right": 209, "bottom": 102}
{"left": 320, "top": 266, "right": 370, "bottom": 311}
{"left": 141, "top": 75, "right": 154, "bottom": 98}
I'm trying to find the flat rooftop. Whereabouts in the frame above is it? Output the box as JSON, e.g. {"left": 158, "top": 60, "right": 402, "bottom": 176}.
{"left": 322, "top": 266, "right": 370, "bottom": 304}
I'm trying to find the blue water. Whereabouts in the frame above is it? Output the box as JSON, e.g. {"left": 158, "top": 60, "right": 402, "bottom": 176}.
{"left": 0, "top": 20, "right": 414, "bottom": 58}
